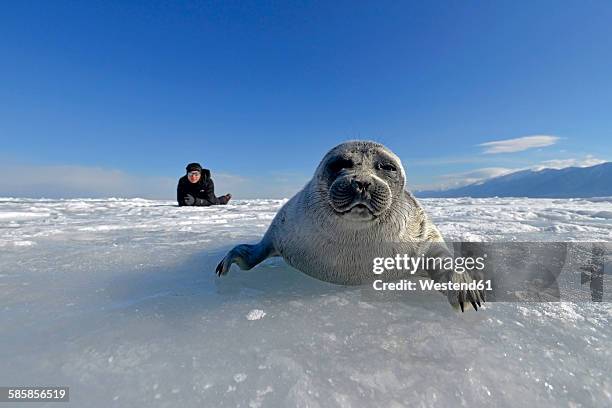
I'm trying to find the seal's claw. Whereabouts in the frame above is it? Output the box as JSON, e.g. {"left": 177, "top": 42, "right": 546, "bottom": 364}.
{"left": 447, "top": 271, "right": 486, "bottom": 312}
{"left": 215, "top": 261, "right": 222, "bottom": 276}
{"left": 215, "top": 256, "right": 230, "bottom": 276}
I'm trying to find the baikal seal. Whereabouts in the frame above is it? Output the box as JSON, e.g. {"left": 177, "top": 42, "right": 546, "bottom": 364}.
{"left": 216, "top": 140, "right": 484, "bottom": 311}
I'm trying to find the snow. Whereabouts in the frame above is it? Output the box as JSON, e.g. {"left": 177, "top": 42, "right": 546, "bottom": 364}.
{"left": 0, "top": 197, "right": 610, "bottom": 407}
{"left": 246, "top": 309, "right": 267, "bottom": 321}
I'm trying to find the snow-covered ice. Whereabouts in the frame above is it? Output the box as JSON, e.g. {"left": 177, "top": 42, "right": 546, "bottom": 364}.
{"left": 246, "top": 309, "right": 267, "bottom": 321}
{"left": 0, "top": 197, "right": 610, "bottom": 407}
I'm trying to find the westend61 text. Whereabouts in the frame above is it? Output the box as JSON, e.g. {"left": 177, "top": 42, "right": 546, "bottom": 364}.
{"left": 372, "top": 279, "right": 493, "bottom": 292}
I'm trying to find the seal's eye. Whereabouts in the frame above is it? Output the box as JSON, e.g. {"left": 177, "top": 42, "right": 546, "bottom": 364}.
{"left": 328, "top": 158, "right": 353, "bottom": 173}
{"left": 377, "top": 162, "right": 397, "bottom": 172}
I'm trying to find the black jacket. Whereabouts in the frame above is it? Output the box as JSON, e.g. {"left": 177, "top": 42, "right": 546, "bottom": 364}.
{"left": 177, "top": 169, "right": 227, "bottom": 206}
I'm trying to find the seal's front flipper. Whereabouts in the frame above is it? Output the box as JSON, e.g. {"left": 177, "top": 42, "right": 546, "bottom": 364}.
{"left": 215, "top": 238, "right": 277, "bottom": 276}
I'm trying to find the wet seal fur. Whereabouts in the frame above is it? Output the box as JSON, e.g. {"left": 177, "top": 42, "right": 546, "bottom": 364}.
{"left": 216, "top": 141, "right": 484, "bottom": 311}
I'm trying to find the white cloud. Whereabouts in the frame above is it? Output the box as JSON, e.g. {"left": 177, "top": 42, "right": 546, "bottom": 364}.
{"left": 532, "top": 155, "right": 606, "bottom": 170}
{"left": 2, "top": 154, "right": 606, "bottom": 199}
{"left": 0, "top": 164, "right": 177, "bottom": 199}
{"left": 442, "top": 167, "right": 514, "bottom": 180}
{"left": 415, "top": 155, "right": 608, "bottom": 191}
{"left": 0, "top": 164, "right": 309, "bottom": 200}
{"left": 415, "top": 167, "right": 514, "bottom": 191}
{"left": 213, "top": 171, "right": 309, "bottom": 199}
{"left": 478, "top": 135, "right": 559, "bottom": 154}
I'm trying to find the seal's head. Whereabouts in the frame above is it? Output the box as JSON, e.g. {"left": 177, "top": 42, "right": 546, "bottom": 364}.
{"left": 313, "top": 141, "right": 406, "bottom": 224}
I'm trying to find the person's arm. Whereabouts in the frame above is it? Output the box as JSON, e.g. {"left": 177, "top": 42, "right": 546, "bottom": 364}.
{"left": 178, "top": 180, "right": 205, "bottom": 206}
{"left": 177, "top": 182, "right": 189, "bottom": 206}
{"left": 181, "top": 193, "right": 211, "bottom": 206}
{"left": 178, "top": 177, "right": 229, "bottom": 206}
{"left": 201, "top": 178, "right": 222, "bottom": 205}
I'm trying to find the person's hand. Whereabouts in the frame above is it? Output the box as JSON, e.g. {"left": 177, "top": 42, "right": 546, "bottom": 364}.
{"left": 184, "top": 195, "right": 196, "bottom": 206}
{"left": 220, "top": 193, "right": 232, "bottom": 204}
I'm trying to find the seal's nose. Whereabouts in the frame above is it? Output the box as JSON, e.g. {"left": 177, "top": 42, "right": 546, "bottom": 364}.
{"left": 351, "top": 179, "right": 371, "bottom": 193}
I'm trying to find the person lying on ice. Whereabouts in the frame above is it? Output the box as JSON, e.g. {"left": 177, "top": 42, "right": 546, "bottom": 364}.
{"left": 177, "top": 162, "right": 232, "bottom": 206}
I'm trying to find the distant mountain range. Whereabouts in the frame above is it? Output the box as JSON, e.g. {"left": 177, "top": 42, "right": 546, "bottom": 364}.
{"left": 416, "top": 162, "right": 612, "bottom": 198}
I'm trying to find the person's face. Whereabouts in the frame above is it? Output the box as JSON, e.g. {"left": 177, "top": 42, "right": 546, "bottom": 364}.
{"left": 187, "top": 171, "right": 201, "bottom": 183}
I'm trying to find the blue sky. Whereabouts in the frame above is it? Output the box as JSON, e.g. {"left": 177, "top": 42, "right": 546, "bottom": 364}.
{"left": 1, "top": 1, "right": 611, "bottom": 198}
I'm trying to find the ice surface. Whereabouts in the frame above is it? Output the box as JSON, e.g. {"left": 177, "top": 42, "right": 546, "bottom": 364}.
{"left": 0, "top": 197, "right": 610, "bottom": 407}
